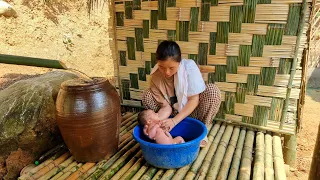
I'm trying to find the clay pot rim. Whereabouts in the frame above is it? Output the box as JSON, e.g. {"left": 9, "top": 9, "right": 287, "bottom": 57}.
{"left": 60, "top": 77, "right": 110, "bottom": 91}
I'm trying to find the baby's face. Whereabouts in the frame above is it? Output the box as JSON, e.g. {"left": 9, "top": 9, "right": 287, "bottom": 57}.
{"left": 145, "top": 110, "right": 160, "bottom": 124}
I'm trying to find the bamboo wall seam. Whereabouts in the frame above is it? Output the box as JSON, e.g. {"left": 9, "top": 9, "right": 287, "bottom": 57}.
{"left": 112, "top": 0, "right": 313, "bottom": 135}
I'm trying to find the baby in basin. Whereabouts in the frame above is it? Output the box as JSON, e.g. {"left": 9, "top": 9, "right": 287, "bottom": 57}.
{"left": 138, "top": 110, "right": 184, "bottom": 145}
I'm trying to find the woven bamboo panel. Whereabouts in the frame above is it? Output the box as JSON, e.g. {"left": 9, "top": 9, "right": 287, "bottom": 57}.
{"left": 113, "top": 0, "right": 311, "bottom": 134}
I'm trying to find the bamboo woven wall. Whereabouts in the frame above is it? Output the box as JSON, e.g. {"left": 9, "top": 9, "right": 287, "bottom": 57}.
{"left": 308, "top": 0, "right": 320, "bottom": 68}
{"left": 112, "top": 0, "right": 312, "bottom": 135}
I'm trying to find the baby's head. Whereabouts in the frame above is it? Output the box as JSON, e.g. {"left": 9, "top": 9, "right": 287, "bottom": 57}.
{"left": 138, "top": 110, "right": 159, "bottom": 125}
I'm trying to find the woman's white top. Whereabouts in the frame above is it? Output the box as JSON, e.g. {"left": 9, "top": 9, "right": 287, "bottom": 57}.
{"left": 150, "top": 59, "right": 206, "bottom": 111}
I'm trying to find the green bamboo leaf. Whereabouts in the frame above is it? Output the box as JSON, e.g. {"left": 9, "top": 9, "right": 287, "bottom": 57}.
{"left": 260, "top": 67, "right": 276, "bottom": 86}
{"left": 125, "top": 1, "right": 133, "bottom": 19}
{"left": 243, "top": 0, "right": 258, "bottom": 23}
{"left": 285, "top": 4, "right": 301, "bottom": 36}
{"left": 143, "top": 20, "right": 149, "bottom": 38}
{"left": 214, "top": 65, "right": 227, "bottom": 82}
{"left": 236, "top": 83, "right": 247, "bottom": 103}
{"left": 130, "top": 73, "right": 139, "bottom": 89}
{"left": 116, "top": 12, "right": 124, "bottom": 26}
{"left": 201, "top": 0, "right": 210, "bottom": 21}
{"left": 229, "top": 6, "right": 243, "bottom": 33}
{"left": 158, "top": 0, "right": 167, "bottom": 20}
{"left": 190, "top": 7, "right": 199, "bottom": 32}
{"left": 278, "top": 58, "right": 292, "bottom": 74}
{"left": 210, "top": 32, "right": 217, "bottom": 55}
{"left": 251, "top": 35, "right": 265, "bottom": 57}
{"left": 122, "top": 79, "right": 131, "bottom": 100}
{"left": 198, "top": 43, "right": 208, "bottom": 65}
{"left": 120, "top": 51, "right": 127, "bottom": 66}
{"left": 217, "top": 22, "right": 229, "bottom": 43}
{"left": 138, "top": 68, "right": 146, "bottom": 81}
{"left": 225, "top": 92, "right": 235, "bottom": 114}
{"left": 239, "top": 45, "right": 251, "bottom": 66}
{"left": 151, "top": 10, "right": 158, "bottom": 29}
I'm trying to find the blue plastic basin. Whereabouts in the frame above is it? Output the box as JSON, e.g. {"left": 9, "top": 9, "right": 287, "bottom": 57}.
{"left": 132, "top": 117, "right": 207, "bottom": 169}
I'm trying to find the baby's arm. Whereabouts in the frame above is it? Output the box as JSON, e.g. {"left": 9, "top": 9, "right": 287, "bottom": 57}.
{"left": 148, "top": 124, "right": 160, "bottom": 139}
{"left": 164, "top": 131, "right": 172, "bottom": 138}
{"left": 143, "top": 125, "right": 149, "bottom": 135}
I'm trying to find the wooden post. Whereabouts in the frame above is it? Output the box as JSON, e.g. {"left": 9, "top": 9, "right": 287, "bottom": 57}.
{"left": 309, "top": 124, "right": 320, "bottom": 180}
{"left": 283, "top": 135, "right": 297, "bottom": 168}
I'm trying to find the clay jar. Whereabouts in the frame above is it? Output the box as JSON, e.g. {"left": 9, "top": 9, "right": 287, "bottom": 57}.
{"left": 55, "top": 77, "right": 121, "bottom": 162}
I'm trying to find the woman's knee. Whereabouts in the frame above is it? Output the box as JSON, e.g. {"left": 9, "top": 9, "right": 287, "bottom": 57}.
{"left": 203, "top": 83, "right": 221, "bottom": 100}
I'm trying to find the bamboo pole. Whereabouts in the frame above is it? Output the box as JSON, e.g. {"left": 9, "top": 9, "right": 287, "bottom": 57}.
{"left": 31, "top": 152, "right": 70, "bottom": 179}
{"left": 160, "top": 169, "right": 176, "bottom": 180}
{"left": 0, "top": 54, "right": 67, "bottom": 69}
{"left": 119, "top": 158, "right": 145, "bottom": 180}
{"left": 253, "top": 132, "right": 265, "bottom": 180}
{"left": 280, "top": 0, "right": 308, "bottom": 130}
{"left": 217, "top": 126, "right": 240, "bottom": 180}
{"left": 120, "top": 122, "right": 138, "bottom": 136}
{"left": 214, "top": 117, "right": 294, "bottom": 135}
{"left": 172, "top": 124, "right": 214, "bottom": 180}
{"left": 239, "top": 130, "right": 255, "bottom": 180}
{"left": 50, "top": 161, "right": 78, "bottom": 180}
{"left": 120, "top": 114, "right": 138, "bottom": 131}
{"left": 35, "top": 144, "right": 68, "bottom": 166}
{"left": 66, "top": 163, "right": 96, "bottom": 180}
{"left": 119, "top": 135, "right": 133, "bottom": 149}
{"left": 29, "top": 150, "right": 67, "bottom": 175}
{"left": 122, "top": 112, "right": 134, "bottom": 122}
{"left": 273, "top": 134, "right": 287, "bottom": 180}
{"left": 196, "top": 123, "right": 227, "bottom": 180}
{"left": 130, "top": 162, "right": 150, "bottom": 180}
{"left": 140, "top": 167, "right": 158, "bottom": 180}
{"left": 85, "top": 139, "right": 136, "bottom": 179}
{"left": 57, "top": 163, "right": 83, "bottom": 180}
{"left": 110, "top": 150, "right": 142, "bottom": 180}
{"left": 206, "top": 125, "right": 234, "bottom": 179}
{"left": 265, "top": 132, "right": 274, "bottom": 180}
{"left": 283, "top": 135, "right": 297, "bottom": 168}
{"left": 309, "top": 124, "right": 320, "bottom": 180}
{"left": 120, "top": 131, "right": 133, "bottom": 143}
{"left": 151, "top": 169, "right": 165, "bottom": 180}
{"left": 78, "top": 160, "right": 107, "bottom": 179}
{"left": 227, "top": 128, "right": 247, "bottom": 180}
{"left": 185, "top": 122, "right": 221, "bottom": 179}
{"left": 171, "top": 165, "right": 190, "bottom": 180}
{"left": 38, "top": 156, "right": 74, "bottom": 180}
{"left": 108, "top": 0, "right": 123, "bottom": 103}
{"left": 97, "top": 143, "right": 140, "bottom": 179}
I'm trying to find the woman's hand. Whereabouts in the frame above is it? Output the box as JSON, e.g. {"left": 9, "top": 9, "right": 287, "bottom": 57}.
{"left": 160, "top": 118, "right": 177, "bottom": 132}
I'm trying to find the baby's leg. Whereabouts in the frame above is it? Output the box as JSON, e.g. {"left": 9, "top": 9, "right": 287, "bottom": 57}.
{"left": 173, "top": 136, "right": 185, "bottom": 144}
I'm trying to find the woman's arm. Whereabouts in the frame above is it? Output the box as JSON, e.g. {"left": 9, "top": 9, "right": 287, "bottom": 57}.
{"left": 172, "top": 94, "right": 199, "bottom": 123}
{"left": 161, "top": 94, "right": 199, "bottom": 131}
{"left": 172, "top": 94, "right": 199, "bottom": 124}
{"left": 157, "top": 104, "right": 172, "bottom": 120}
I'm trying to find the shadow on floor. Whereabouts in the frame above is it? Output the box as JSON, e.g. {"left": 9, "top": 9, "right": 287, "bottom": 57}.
{"left": 307, "top": 67, "right": 320, "bottom": 102}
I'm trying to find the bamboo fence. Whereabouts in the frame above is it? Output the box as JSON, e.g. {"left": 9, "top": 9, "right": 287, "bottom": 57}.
{"left": 111, "top": 0, "right": 313, "bottom": 135}
{"left": 18, "top": 112, "right": 288, "bottom": 180}
{"left": 307, "top": 0, "right": 320, "bottom": 68}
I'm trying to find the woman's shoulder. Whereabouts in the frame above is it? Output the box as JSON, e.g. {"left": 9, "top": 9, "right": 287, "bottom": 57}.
{"left": 182, "top": 59, "right": 198, "bottom": 70}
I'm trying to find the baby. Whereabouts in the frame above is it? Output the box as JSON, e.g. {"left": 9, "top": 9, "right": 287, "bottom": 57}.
{"left": 138, "top": 110, "right": 184, "bottom": 144}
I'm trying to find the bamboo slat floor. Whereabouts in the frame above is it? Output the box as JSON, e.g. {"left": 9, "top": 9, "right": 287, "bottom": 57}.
{"left": 18, "top": 112, "right": 287, "bottom": 180}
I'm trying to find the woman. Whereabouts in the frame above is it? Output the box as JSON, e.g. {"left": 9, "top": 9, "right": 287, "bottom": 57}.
{"left": 142, "top": 40, "right": 221, "bottom": 146}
